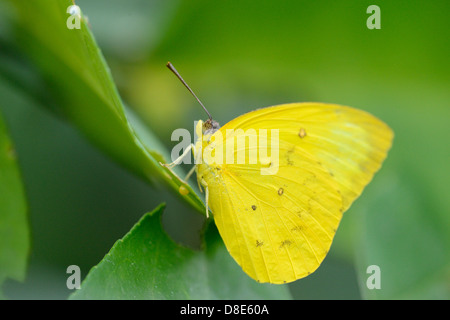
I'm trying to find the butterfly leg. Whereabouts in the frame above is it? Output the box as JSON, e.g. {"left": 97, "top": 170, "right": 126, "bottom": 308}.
{"left": 184, "top": 165, "right": 197, "bottom": 182}
{"left": 159, "top": 143, "right": 195, "bottom": 169}
{"left": 197, "top": 175, "right": 203, "bottom": 193}
{"left": 200, "top": 178, "right": 209, "bottom": 218}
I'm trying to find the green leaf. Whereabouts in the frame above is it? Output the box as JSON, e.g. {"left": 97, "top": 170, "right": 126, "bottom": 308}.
{"left": 355, "top": 168, "right": 450, "bottom": 299}
{"left": 7, "top": 0, "right": 204, "bottom": 214}
{"left": 70, "top": 204, "right": 291, "bottom": 299}
{"left": 0, "top": 110, "right": 29, "bottom": 294}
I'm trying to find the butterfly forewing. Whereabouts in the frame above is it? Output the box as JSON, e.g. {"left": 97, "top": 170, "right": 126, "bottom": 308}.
{"left": 219, "top": 103, "right": 394, "bottom": 211}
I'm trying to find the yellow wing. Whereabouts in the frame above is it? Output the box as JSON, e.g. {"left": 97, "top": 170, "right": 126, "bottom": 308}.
{"left": 200, "top": 102, "right": 393, "bottom": 284}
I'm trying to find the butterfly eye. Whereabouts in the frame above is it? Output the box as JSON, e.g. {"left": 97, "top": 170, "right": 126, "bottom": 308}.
{"left": 202, "top": 119, "right": 212, "bottom": 130}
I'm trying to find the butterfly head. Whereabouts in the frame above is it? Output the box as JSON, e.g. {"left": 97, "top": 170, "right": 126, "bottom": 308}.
{"left": 203, "top": 118, "right": 220, "bottom": 135}
{"left": 195, "top": 119, "right": 220, "bottom": 144}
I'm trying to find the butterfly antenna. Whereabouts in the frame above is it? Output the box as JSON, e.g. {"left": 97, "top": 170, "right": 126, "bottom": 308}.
{"left": 166, "top": 62, "right": 213, "bottom": 121}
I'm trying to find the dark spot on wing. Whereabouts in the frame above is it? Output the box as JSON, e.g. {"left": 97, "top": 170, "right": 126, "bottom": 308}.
{"left": 298, "top": 128, "right": 307, "bottom": 139}
{"left": 279, "top": 240, "right": 292, "bottom": 248}
{"left": 291, "top": 226, "right": 303, "bottom": 232}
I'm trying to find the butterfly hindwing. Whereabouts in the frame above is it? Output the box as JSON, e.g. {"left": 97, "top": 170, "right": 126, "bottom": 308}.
{"left": 209, "top": 152, "right": 343, "bottom": 283}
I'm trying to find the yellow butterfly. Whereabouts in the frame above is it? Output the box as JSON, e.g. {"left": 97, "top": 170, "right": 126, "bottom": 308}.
{"left": 162, "top": 63, "right": 393, "bottom": 284}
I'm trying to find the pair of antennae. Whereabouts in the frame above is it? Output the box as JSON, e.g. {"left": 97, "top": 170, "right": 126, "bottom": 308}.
{"left": 166, "top": 62, "right": 212, "bottom": 121}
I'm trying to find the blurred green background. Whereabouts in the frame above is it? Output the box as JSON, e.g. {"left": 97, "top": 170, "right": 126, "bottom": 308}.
{"left": 0, "top": 0, "right": 448, "bottom": 299}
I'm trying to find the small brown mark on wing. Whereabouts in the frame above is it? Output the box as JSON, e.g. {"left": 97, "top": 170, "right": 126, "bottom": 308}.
{"left": 298, "top": 127, "right": 307, "bottom": 139}
{"left": 291, "top": 225, "right": 304, "bottom": 232}
{"left": 279, "top": 240, "right": 292, "bottom": 248}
